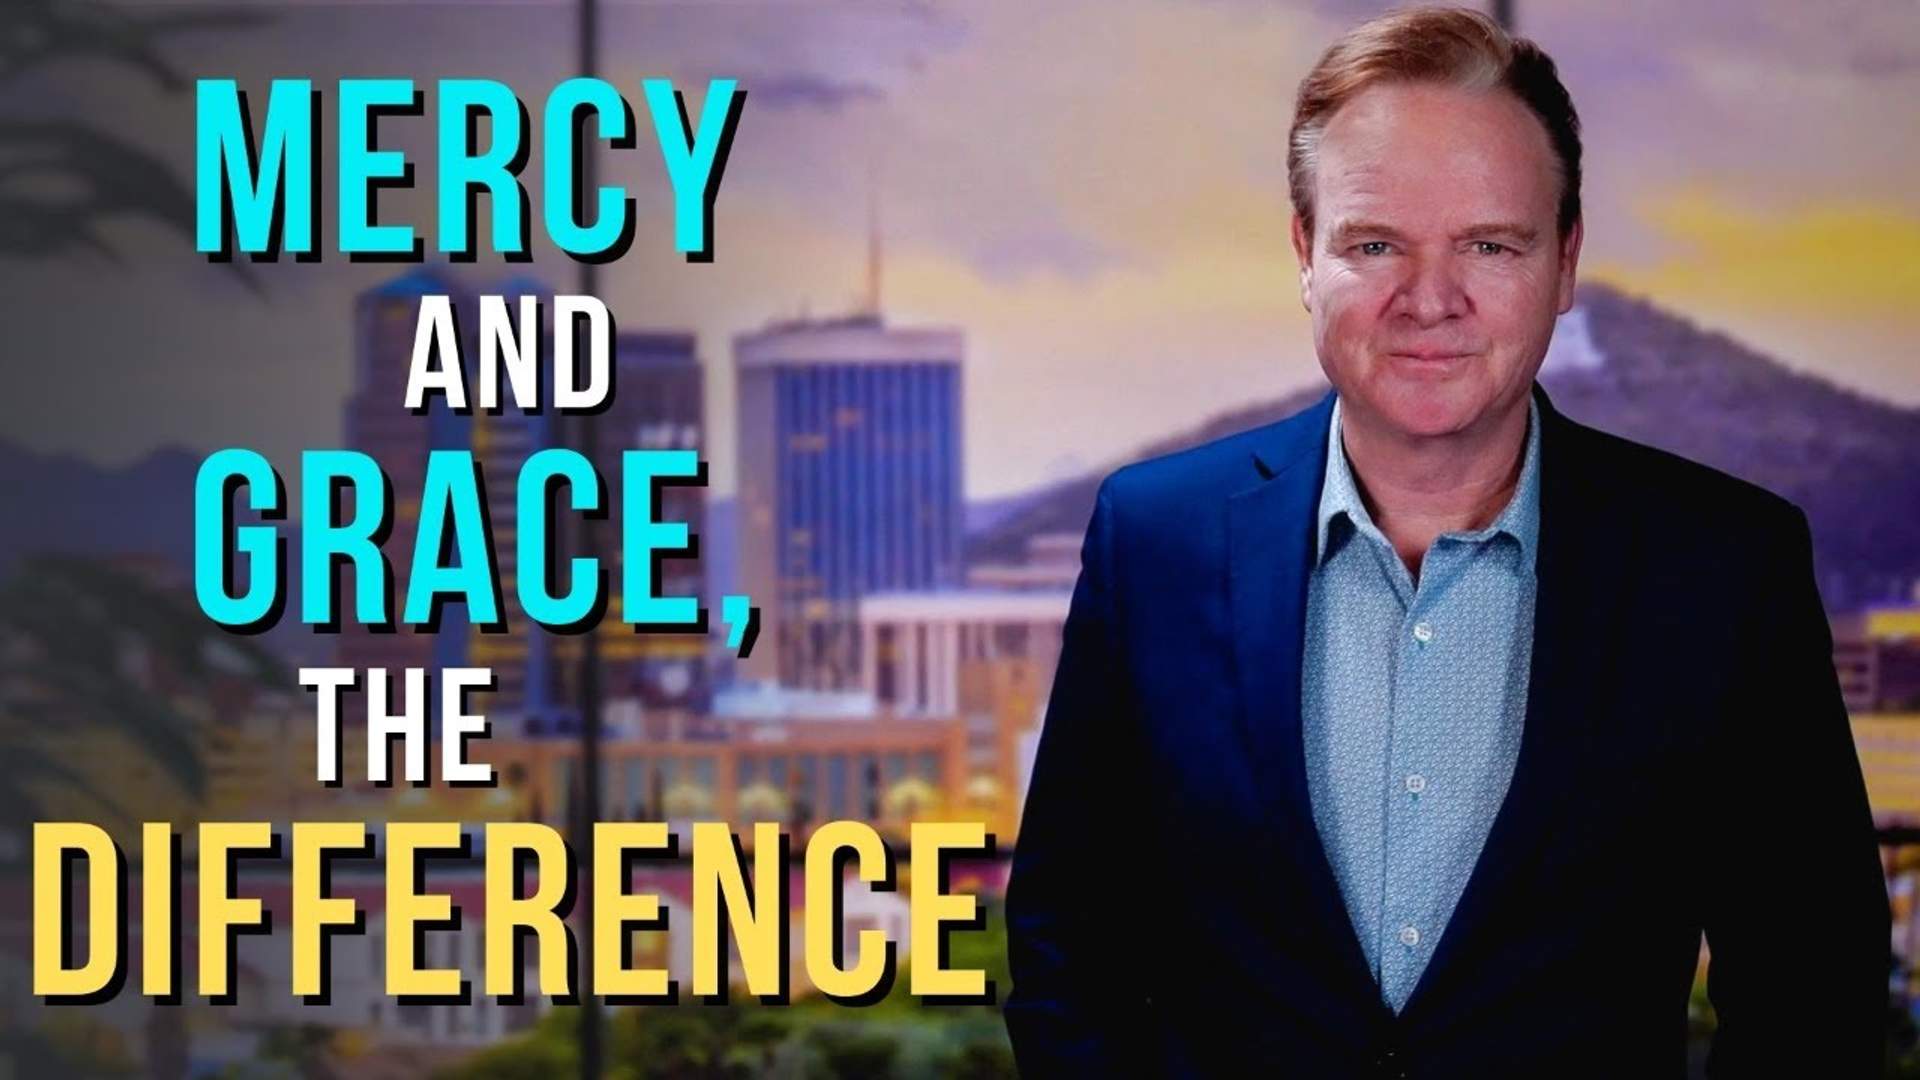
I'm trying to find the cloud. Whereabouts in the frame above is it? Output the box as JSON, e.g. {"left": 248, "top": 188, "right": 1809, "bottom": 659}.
{"left": 1592, "top": 188, "right": 1920, "bottom": 319}
{"left": 1847, "top": 45, "right": 1920, "bottom": 79}
{"left": 1587, "top": 187, "right": 1920, "bottom": 405}
{"left": 9, "top": 0, "right": 1918, "bottom": 495}
{"left": 742, "top": 72, "right": 884, "bottom": 112}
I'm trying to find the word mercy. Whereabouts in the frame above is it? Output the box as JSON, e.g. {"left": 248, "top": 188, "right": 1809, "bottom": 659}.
{"left": 195, "top": 77, "right": 745, "bottom": 260}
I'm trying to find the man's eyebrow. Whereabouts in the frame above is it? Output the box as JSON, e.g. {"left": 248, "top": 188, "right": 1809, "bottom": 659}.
{"left": 1325, "top": 220, "right": 1408, "bottom": 247}
{"left": 1457, "top": 223, "right": 1540, "bottom": 245}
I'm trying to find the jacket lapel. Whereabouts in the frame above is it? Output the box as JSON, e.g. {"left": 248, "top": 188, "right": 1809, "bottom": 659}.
{"left": 1399, "top": 387, "right": 1630, "bottom": 1022}
{"left": 1226, "top": 391, "right": 1382, "bottom": 1004}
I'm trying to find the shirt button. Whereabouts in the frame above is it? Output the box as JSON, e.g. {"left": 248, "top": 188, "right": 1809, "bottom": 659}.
{"left": 1411, "top": 621, "right": 1434, "bottom": 644}
{"left": 1405, "top": 773, "right": 1427, "bottom": 795}
{"left": 1398, "top": 925, "right": 1421, "bottom": 947}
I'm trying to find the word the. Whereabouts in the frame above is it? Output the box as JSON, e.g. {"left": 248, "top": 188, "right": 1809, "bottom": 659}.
{"left": 299, "top": 667, "right": 495, "bottom": 786}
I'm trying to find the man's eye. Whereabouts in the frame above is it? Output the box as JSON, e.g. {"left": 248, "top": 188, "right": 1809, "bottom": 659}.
{"left": 1356, "top": 241, "right": 1391, "bottom": 256}
{"left": 1471, "top": 241, "right": 1510, "bottom": 255}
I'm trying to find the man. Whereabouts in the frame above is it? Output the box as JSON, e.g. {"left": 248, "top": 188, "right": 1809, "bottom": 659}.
{"left": 1002, "top": 7, "right": 1889, "bottom": 1078}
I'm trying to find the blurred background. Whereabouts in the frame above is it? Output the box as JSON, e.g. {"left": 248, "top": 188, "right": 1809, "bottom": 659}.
{"left": 0, "top": 0, "right": 1916, "bottom": 1076}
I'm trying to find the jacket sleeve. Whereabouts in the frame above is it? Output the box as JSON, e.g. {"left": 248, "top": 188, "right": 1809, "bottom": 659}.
{"left": 1704, "top": 506, "right": 1890, "bottom": 1078}
{"left": 1003, "top": 479, "right": 1157, "bottom": 1076}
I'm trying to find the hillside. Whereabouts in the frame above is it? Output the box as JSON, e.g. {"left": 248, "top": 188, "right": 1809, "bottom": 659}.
{"left": 967, "top": 283, "right": 1920, "bottom": 611}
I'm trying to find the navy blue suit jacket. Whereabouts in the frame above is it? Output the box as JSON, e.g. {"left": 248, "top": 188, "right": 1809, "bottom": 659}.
{"left": 1003, "top": 387, "right": 1889, "bottom": 1078}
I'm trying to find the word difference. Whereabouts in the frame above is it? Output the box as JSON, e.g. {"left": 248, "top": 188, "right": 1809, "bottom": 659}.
{"left": 33, "top": 820, "right": 993, "bottom": 1005}
{"left": 194, "top": 77, "right": 745, "bottom": 260}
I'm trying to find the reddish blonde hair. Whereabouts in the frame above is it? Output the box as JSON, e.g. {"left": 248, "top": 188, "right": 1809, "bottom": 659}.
{"left": 1288, "top": 6, "right": 1582, "bottom": 240}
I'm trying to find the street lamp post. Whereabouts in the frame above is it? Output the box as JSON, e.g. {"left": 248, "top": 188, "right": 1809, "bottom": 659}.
{"left": 574, "top": 0, "right": 605, "bottom": 1076}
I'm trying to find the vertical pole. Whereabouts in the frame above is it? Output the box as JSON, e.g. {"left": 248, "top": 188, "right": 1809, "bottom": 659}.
{"left": 1491, "top": 0, "right": 1515, "bottom": 31}
{"left": 575, "top": 1, "right": 605, "bottom": 1077}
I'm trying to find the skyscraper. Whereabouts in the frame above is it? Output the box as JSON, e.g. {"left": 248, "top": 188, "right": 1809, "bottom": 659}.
{"left": 341, "top": 268, "right": 475, "bottom": 686}
{"left": 583, "top": 329, "right": 709, "bottom": 713}
{"left": 466, "top": 275, "right": 557, "bottom": 720}
{"left": 464, "top": 294, "right": 711, "bottom": 723}
{"left": 734, "top": 313, "right": 965, "bottom": 689}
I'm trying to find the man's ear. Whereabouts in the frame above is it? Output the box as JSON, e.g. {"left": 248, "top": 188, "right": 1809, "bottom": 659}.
{"left": 1555, "top": 215, "right": 1584, "bottom": 314}
{"left": 1290, "top": 213, "right": 1315, "bottom": 312}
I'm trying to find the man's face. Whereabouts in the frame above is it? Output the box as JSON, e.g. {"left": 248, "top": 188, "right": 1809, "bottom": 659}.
{"left": 1292, "top": 81, "right": 1582, "bottom": 441}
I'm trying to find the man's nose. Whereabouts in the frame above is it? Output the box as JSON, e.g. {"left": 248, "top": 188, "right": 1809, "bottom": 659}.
{"left": 1392, "top": 254, "right": 1470, "bottom": 326}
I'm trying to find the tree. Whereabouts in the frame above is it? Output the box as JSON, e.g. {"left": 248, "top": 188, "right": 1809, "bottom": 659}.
{"left": 0, "top": 1, "right": 268, "bottom": 270}
{"left": 803, "top": 1026, "right": 897, "bottom": 1080}
{"left": 0, "top": 555, "right": 289, "bottom": 840}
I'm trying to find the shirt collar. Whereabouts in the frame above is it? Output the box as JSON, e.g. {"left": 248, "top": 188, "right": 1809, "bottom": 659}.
{"left": 1314, "top": 394, "right": 1542, "bottom": 568}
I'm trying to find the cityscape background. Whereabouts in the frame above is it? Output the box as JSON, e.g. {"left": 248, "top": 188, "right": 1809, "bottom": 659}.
{"left": 0, "top": 0, "right": 1917, "bottom": 1077}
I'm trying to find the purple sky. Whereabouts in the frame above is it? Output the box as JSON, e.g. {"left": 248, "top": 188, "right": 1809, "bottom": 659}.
{"left": 3, "top": 0, "right": 1915, "bottom": 499}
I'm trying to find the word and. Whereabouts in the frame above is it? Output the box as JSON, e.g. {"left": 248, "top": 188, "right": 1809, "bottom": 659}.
{"left": 406, "top": 293, "right": 609, "bottom": 412}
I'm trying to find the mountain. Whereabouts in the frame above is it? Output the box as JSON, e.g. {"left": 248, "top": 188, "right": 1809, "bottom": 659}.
{"left": 0, "top": 440, "right": 202, "bottom": 577}
{"left": 0, "top": 440, "right": 325, "bottom": 662}
{"left": 966, "top": 283, "right": 1920, "bottom": 611}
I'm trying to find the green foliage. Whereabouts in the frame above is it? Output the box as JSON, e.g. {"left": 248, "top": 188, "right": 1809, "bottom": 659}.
{"left": 252, "top": 1023, "right": 338, "bottom": 1080}
{"left": 434, "top": 890, "right": 1018, "bottom": 1080}
{"left": 609, "top": 997, "right": 752, "bottom": 1079}
{"left": 802, "top": 1026, "right": 898, "bottom": 1079}
{"left": 934, "top": 1040, "right": 1017, "bottom": 1080}
{"left": 1, "top": 1018, "right": 138, "bottom": 1077}
{"left": 434, "top": 1034, "right": 577, "bottom": 1080}
{"left": 0, "top": 554, "right": 291, "bottom": 837}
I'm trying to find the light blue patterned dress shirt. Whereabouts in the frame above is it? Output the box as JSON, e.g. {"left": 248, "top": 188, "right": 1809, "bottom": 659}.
{"left": 1300, "top": 396, "right": 1542, "bottom": 1014}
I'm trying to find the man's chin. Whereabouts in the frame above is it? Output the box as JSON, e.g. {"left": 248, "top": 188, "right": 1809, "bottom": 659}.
{"left": 1361, "top": 382, "right": 1490, "bottom": 440}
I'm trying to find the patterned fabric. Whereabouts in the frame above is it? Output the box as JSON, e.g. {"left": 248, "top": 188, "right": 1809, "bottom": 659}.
{"left": 1301, "top": 396, "right": 1542, "bottom": 1013}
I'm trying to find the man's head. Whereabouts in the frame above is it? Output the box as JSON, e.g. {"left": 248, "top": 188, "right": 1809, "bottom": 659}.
{"left": 1287, "top": 7, "right": 1583, "bottom": 442}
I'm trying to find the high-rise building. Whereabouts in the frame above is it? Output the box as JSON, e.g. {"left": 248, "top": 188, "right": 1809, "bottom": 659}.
{"left": 341, "top": 269, "right": 476, "bottom": 687}
{"left": 1834, "top": 605, "right": 1920, "bottom": 714}
{"left": 569, "top": 329, "right": 710, "bottom": 714}
{"left": 348, "top": 272, "right": 713, "bottom": 731}
{"left": 859, "top": 588, "right": 1069, "bottom": 838}
{"left": 734, "top": 314, "right": 965, "bottom": 689}
{"left": 466, "top": 276, "right": 557, "bottom": 720}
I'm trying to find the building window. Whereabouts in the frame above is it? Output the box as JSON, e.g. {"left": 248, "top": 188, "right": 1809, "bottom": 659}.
{"left": 553, "top": 759, "right": 573, "bottom": 825}
{"left": 827, "top": 754, "right": 849, "bottom": 820}
{"left": 859, "top": 754, "right": 881, "bottom": 819}
{"left": 796, "top": 755, "right": 819, "bottom": 821}
{"left": 995, "top": 623, "right": 1032, "bottom": 657}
